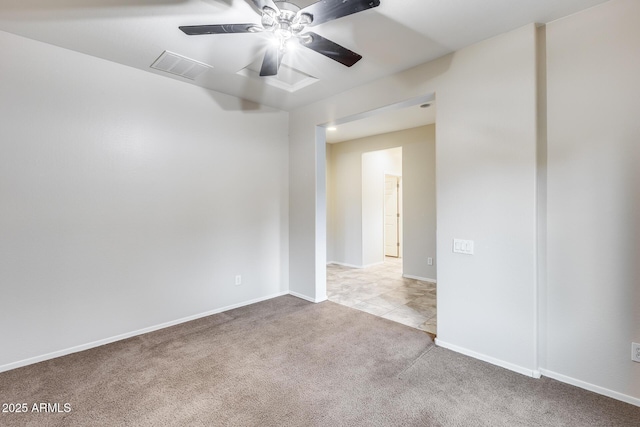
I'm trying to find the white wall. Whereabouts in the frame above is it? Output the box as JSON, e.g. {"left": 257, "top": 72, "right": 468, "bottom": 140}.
{"left": 435, "top": 26, "right": 538, "bottom": 375}
{"left": 0, "top": 30, "right": 289, "bottom": 369}
{"left": 327, "top": 126, "right": 436, "bottom": 280}
{"left": 290, "top": 23, "right": 538, "bottom": 375}
{"left": 403, "top": 127, "right": 437, "bottom": 282}
{"left": 545, "top": 0, "right": 640, "bottom": 402}
{"left": 326, "top": 139, "right": 364, "bottom": 267}
{"left": 361, "top": 147, "right": 402, "bottom": 267}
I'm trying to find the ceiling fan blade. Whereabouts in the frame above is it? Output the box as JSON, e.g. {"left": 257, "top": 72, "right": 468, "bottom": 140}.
{"left": 301, "top": 0, "right": 380, "bottom": 27}
{"left": 249, "top": 0, "right": 279, "bottom": 13}
{"left": 179, "top": 24, "right": 258, "bottom": 35}
{"left": 301, "top": 32, "right": 362, "bottom": 67}
{"left": 260, "top": 45, "right": 282, "bottom": 76}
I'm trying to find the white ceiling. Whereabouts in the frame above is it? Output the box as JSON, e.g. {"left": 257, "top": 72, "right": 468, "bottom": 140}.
{"left": 0, "top": 0, "right": 605, "bottom": 110}
{"left": 0, "top": 0, "right": 608, "bottom": 114}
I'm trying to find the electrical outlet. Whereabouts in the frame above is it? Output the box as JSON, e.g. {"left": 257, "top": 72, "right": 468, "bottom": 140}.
{"left": 235, "top": 275, "right": 242, "bottom": 286}
{"left": 427, "top": 257, "right": 433, "bottom": 266}
{"left": 632, "top": 342, "right": 640, "bottom": 363}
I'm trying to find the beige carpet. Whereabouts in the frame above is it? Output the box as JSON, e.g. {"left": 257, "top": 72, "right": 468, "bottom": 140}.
{"left": 0, "top": 295, "right": 638, "bottom": 426}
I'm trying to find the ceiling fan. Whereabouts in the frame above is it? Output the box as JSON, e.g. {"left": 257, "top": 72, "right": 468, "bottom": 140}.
{"left": 179, "top": 0, "right": 381, "bottom": 76}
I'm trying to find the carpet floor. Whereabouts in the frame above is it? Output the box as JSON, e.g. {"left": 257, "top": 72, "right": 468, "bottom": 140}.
{"left": 1, "top": 295, "right": 638, "bottom": 426}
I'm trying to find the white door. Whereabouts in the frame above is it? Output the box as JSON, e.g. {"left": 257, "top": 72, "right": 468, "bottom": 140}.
{"left": 384, "top": 175, "right": 400, "bottom": 257}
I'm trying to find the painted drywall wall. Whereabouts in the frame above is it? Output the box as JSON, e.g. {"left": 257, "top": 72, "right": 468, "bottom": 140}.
{"left": 436, "top": 27, "right": 537, "bottom": 375}
{"left": 546, "top": 0, "right": 640, "bottom": 402}
{"left": 0, "top": 30, "right": 289, "bottom": 369}
{"left": 290, "top": 25, "right": 538, "bottom": 374}
{"left": 403, "top": 127, "right": 437, "bottom": 282}
{"left": 327, "top": 126, "right": 436, "bottom": 280}
{"left": 326, "top": 143, "right": 335, "bottom": 263}
{"left": 361, "top": 147, "right": 402, "bottom": 267}
{"left": 326, "top": 138, "right": 364, "bottom": 267}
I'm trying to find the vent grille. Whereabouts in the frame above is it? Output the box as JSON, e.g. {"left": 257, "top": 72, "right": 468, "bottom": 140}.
{"left": 151, "top": 51, "right": 213, "bottom": 80}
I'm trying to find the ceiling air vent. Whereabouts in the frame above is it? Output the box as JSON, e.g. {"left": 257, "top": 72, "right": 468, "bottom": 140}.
{"left": 151, "top": 51, "right": 212, "bottom": 80}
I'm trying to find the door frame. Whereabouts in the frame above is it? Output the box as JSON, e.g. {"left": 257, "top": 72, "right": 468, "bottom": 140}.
{"left": 384, "top": 174, "right": 402, "bottom": 258}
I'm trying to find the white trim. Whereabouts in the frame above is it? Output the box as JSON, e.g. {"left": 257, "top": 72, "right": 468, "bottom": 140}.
{"left": 0, "top": 291, "right": 289, "bottom": 374}
{"left": 289, "top": 291, "right": 327, "bottom": 304}
{"left": 403, "top": 274, "right": 437, "bottom": 283}
{"left": 435, "top": 339, "right": 541, "bottom": 379}
{"left": 327, "top": 261, "right": 385, "bottom": 269}
{"left": 327, "top": 261, "right": 363, "bottom": 269}
{"left": 540, "top": 369, "right": 640, "bottom": 407}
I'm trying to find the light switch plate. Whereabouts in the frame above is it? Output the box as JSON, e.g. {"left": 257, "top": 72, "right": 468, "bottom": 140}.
{"left": 453, "top": 238, "right": 474, "bottom": 255}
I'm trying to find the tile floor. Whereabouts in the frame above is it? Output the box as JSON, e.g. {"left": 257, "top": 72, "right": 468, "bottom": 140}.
{"left": 327, "top": 257, "right": 437, "bottom": 335}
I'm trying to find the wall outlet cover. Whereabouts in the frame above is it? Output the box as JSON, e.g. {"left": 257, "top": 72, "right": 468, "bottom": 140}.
{"left": 632, "top": 342, "right": 640, "bottom": 363}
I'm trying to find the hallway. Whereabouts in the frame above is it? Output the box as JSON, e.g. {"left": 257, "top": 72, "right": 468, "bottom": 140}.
{"left": 327, "top": 258, "right": 437, "bottom": 335}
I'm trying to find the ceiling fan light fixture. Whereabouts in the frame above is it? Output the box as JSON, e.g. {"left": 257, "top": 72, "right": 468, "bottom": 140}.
{"left": 291, "top": 13, "right": 312, "bottom": 34}
{"left": 179, "top": 0, "right": 382, "bottom": 77}
{"left": 275, "top": 0, "right": 301, "bottom": 14}
{"left": 262, "top": 1, "right": 310, "bottom": 53}
{"left": 276, "top": 23, "right": 293, "bottom": 39}
{"left": 269, "top": 36, "right": 281, "bottom": 47}
{"left": 299, "top": 33, "right": 312, "bottom": 45}
{"left": 284, "top": 38, "right": 299, "bottom": 51}
{"left": 262, "top": 7, "right": 278, "bottom": 30}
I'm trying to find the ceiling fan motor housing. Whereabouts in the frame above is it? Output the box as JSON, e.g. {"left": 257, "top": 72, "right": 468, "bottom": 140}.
{"left": 262, "top": 1, "right": 312, "bottom": 41}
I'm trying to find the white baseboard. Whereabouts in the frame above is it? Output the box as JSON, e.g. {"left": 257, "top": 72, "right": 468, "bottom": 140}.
{"left": 327, "top": 261, "right": 364, "bottom": 268}
{"left": 435, "top": 339, "right": 541, "bottom": 378}
{"left": 0, "top": 291, "right": 289, "bottom": 374}
{"left": 327, "top": 261, "right": 384, "bottom": 269}
{"left": 539, "top": 369, "right": 640, "bottom": 407}
{"left": 403, "top": 274, "right": 437, "bottom": 283}
{"left": 433, "top": 340, "right": 640, "bottom": 407}
{"left": 289, "top": 291, "right": 327, "bottom": 303}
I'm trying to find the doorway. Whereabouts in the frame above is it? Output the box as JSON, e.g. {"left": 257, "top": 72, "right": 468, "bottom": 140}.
{"left": 362, "top": 147, "right": 402, "bottom": 267}
{"left": 324, "top": 99, "right": 437, "bottom": 335}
